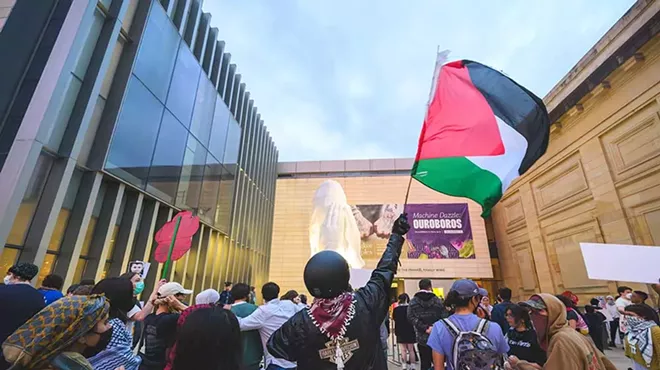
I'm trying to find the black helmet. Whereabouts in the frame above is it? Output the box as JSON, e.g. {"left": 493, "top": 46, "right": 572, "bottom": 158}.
{"left": 304, "top": 251, "right": 350, "bottom": 298}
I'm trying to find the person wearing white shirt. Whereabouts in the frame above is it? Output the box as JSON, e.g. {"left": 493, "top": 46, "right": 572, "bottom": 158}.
{"left": 236, "top": 282, "right": 303, "bottom": 370}
{"left": 605, "top": 295, "right": 620, "bottom": 347}
{"left": 615, "top": 286, "right": 633, "bottom": 343}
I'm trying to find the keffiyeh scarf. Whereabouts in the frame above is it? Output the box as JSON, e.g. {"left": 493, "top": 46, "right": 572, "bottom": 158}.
{"left": 308, "top": 292, "right": 356, "bottom": 369}
{"left": 2, "top": 295, "right": 109, "bottom": 369}
{"left": 627, "top": 316, "right": 657, "bottom": 367}
{"left": 88, "top": 318, "right": 141, "bottom": 370}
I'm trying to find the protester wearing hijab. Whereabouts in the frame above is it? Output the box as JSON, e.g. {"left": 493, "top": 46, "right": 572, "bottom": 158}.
{"left": 624, "top": 304, "right": 660, "bottom": 370}
{"left": 0, "top": 262, "right": 45, "bottom": 369}
{"left": 507, "top": 294, "right": 617, "bottom": 370}
{"left": 195, "top": 289, "right": 220, "bottom": 305}
{"left": 88, "top": 278, "right": 142, "bottom": 370}
{"left": 2, "top": 295, "right": 111, "bottom": 370}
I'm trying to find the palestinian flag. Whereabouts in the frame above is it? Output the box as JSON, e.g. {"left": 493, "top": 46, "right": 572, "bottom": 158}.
{"left": 412, "top": 59, "right": 550, "bottom": 217}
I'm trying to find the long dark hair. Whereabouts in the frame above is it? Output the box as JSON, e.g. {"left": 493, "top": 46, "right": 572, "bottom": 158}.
{"left": 92, "top": 278, "right": 134, "bottom": 323}
{"left": 398, "top": 293, "right": 410, "bottom": 304}
{"left": 280, "top": 290, "right": 299, "bottom": 301}
{"left": 173, "top": 306, "right": 242, "bottom": 369}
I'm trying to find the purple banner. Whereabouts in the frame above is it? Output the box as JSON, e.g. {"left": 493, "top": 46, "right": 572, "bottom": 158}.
{"left": 403, "top": 203, "right": 474, "bottom": 259}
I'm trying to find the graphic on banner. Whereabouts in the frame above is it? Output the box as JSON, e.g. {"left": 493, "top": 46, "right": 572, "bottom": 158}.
{"left": 351, "top": 203, "right": 473, "bottom": 260}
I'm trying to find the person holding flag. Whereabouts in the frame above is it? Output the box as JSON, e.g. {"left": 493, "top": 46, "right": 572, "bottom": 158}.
{"left": 266, "top": 214, "right": 410, "bottom": 370}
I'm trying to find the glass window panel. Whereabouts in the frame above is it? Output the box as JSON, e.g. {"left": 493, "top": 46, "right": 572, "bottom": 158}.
{"left": 173, "top": 254, "right": 185, "bottom": 284}
{"left": 105, "top": 76, "right": 163, "bottom": 189}
{"left": 47, "top": 210, "right": 71, "bottom": 252}
{"left": 223, "top": 117, "right": 241, "bottom": 166}
{"left": 176, "top": 135, "right": 206, "bottom": 210}
{"left": 36, "top": 253, "right": 57, "bottom": 287}
{"left": 7, "top": 153, "right": 53, "bottom": 246}
{"left": 46, "top": 74, "right": 82, "bottom": 151}
{"left": 78, "top": 95, "right": 106, "bottom": 166}
{"left": 208, "top": 96, "right": 230, "bottom": 162}
{"left": 204, "top": 231, "right": 217, "bottom": 289}
{"left": 198, "top": 154, "right": 221, "bottom": 224}
{"left": 48, "top": 169, "right": 83, "bottom": 252}
{"left": 106, "top": 225, "right": 119, "bottom": 262}
{"left": 211, "top": 236, "right": 224, "bottom": 289}
{"left": 0, "top": 248, "right": 19, "bottom": 276}
{"left": 73, "top": 258, "right": 86, "bottom": 285}
{"left": 189, "top": 76, "right": 215, "bottom": 147}
{"left": 214, "top": 165, "right": 235, "bottom": 233}
{"left": 121, "top": 0, "right": 139, "bottom": 33}
{"left": 100, "top": 38, "right": 125, "bottom": 99}
{"left": 132, "top": 2, "right": 179, "bottom": 101}
{"left": 101, "top": 262, "right": 111, "bottom": 280}
{"left": 146, "top": 110, "right": 187, "bottom": 204}
{"left": 184, "top": 236, "right": 198, "bottom": 287}
{"left": 80, "top": 217, "right": 98, "bottom": 256}
{"left": 72, "top": 8, "right": 104, "bottom": 79}
{"left": 166, "top": 42, "right": 200, "bottom": 126}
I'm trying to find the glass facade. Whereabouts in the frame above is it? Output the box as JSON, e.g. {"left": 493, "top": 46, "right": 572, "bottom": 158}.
{"left": 0, "top": 0, "right": 278, "bottom": 299}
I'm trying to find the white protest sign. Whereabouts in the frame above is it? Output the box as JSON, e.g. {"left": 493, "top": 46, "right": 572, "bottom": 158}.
{"left": 580, "top": 243, "right": 660, "bottom": 284}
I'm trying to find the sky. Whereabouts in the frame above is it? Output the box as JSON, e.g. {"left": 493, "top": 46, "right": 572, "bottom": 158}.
{"left": 202, "top": 1, "right": 636, "bottom": 162}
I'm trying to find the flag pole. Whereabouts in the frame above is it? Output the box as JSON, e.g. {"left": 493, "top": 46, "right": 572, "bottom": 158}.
{"left": 405, "top": 46, "right": 448, "bottom": 206}
{"left": 161, "top": 215, "right": 182, "bottom": 280}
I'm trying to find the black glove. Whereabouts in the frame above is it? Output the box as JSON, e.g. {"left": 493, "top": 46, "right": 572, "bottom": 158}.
{"left": 391, "top": 214, "right": 410, "bottom": 236}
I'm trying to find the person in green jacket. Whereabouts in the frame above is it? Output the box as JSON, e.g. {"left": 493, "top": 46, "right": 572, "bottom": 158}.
{"left": 230, "top": 283, "right": 264, "bottom": 370}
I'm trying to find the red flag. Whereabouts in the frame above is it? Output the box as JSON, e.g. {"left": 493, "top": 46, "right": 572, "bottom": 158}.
{"left": 154, "top": 211, "right": 200, "bottom": 263}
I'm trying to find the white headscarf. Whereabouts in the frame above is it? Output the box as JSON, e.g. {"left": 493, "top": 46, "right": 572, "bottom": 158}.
{"left": 309, "top": 180, "right": 365, "bottom": 268}
{"left": 195, "top": 289, "right": 220, "bottom": 305}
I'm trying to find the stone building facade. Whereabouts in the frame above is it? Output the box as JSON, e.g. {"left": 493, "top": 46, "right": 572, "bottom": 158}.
{"left": 491, "top": 0, "right": 660, "bottom": 303}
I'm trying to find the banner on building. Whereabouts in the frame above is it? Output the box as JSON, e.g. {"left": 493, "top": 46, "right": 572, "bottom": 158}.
{"left": 351, "top": 203, "right": 474, "bottom": 260}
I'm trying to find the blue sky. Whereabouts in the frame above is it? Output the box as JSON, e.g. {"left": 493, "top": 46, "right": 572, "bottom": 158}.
{"left": 202, "top": 1, "right": 635, "bottom": 162}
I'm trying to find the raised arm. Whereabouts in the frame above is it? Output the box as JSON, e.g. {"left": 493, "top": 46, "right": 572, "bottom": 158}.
{"left": 356, "top": 214, "right": 410, "bottom": 319}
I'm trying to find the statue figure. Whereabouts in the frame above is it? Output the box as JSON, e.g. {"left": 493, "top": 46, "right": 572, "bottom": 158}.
{"left": 309, "top": 180, "right": 365, "bottom": 269}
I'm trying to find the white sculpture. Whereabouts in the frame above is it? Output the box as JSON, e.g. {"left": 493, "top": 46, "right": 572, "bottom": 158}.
{"left": 309, "top": 180, "right": 365, "bottom": 269}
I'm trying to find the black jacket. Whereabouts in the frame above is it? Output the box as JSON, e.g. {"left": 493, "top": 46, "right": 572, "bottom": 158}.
{"left": 407, "top": 291, "right": 447, "bottom": 345}
{"left": 267, "top": 234, "right": 405, "bottom": 370}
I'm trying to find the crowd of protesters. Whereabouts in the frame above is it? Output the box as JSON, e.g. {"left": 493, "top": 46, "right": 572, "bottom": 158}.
{"left": 1, "top": 213, "right": 659, "bottom": 370}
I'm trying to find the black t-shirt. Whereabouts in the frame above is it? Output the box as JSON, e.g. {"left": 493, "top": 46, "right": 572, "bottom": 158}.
{"left": 139, "top": 312, "right": 179, "bottom": 370}
{"left": 506, "top": 327, "right": 546, "bottom": 366}
{"left": 0, "top": 284, "right": 46, "bottom": 370}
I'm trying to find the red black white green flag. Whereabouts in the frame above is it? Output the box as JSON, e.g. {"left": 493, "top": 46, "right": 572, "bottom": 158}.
{"left": 412, "top": 59, "right": 550, "bottom": 217}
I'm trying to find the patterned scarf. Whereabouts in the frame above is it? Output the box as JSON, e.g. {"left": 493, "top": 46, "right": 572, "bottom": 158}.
{"left": 308, "top": 292, "right": 356, "bottom": 340}
{"left": 164, "top": 304, "right": 213, "bottom": 370}
{"left": 2, "top": 295, "right": 109, "bottom": 369}
{"left": 627, "top": 316, "right": 657, "bottom": 367}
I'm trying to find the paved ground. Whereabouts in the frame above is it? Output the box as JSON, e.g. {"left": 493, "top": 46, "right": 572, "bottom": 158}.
{"left": 387, "top": 347, "right": 632, "bottom": 370}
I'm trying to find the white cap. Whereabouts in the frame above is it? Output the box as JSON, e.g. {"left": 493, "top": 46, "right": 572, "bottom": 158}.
{"left": 158, "top": 282, "right": 193, "bottom": 297}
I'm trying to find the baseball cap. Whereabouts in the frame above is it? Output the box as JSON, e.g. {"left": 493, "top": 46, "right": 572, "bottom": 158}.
{"left": 519, "top": 295, "right": 547, "bottom": 311}
{"left": 158, "top": 282, "right": 193, "bottom": 297}
{"left": 8, "top": 262, "right": 39, "bottom": 281}
{"left": 449, "top": 279, "right": 488, "bottom": 298}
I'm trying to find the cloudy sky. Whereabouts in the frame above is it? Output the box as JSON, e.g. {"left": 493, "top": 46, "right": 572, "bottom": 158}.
{"left": 202, "top": 1, "right": 635, "bottom": 162}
